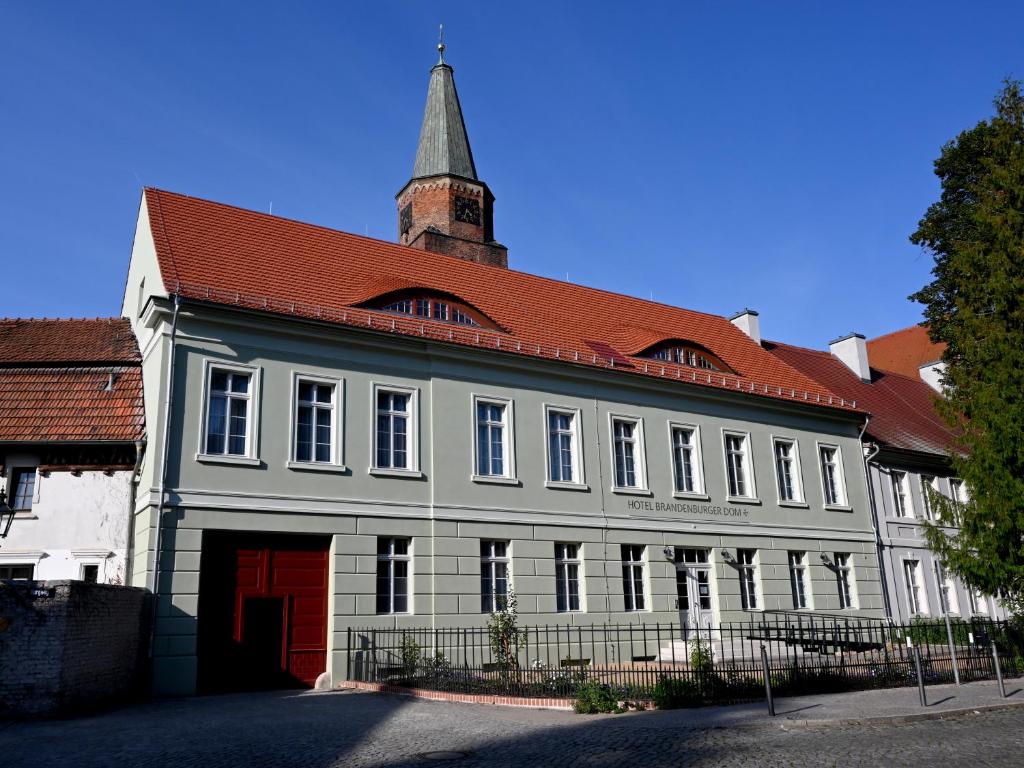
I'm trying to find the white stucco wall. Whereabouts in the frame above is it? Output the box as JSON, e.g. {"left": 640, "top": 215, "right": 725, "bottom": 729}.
{"left": 0, "top": 467, "right": 133, "bottom": 583}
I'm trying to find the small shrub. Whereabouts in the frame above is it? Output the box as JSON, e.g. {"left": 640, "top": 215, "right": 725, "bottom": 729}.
{"left": 690, "top": 639, "right": 713, "bottom": 672}
{"left": 399, "top": 634, "right": 422, "bottom": 677}
{"left": 573, "top": 681, "right": 622, "bottom": 714}
{"left": 651, "top": 675, "right": 701, "bottom": 709}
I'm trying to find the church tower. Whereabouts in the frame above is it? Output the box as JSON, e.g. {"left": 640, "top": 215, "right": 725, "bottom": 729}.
{"left": 396, "top": 39, "right": 508, "bottom": 268}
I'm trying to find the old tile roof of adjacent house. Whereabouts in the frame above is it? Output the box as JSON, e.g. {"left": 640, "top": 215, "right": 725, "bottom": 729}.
{"left": 764, "top": 339, "right": 954, "bottom": 457}
{"left": 143, "top": 188, "right": 861, "bottom": 414}
{"left": 0, "top": 319, "right": 144, "bottom": 443}
{"left": 866, "top": 324, "right": 946, "bottom": 379}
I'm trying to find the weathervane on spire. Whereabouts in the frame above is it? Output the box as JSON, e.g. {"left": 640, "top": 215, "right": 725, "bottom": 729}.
{"left": 437, "top": 23, "right": 446, "bottom": 64}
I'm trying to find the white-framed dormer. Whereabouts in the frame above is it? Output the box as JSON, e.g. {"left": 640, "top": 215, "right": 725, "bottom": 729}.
{"left": 196, "top": 359, "right": 262, "bottom": 466}
{"left": 667, "top": 421, "right": 708, "bottom": 499}
{"left": 770, "top": 434, "right": 807, "bottom": 507}
{"left": 721, "top": 429, "right": 759, "bottom": 504}
{"left": 815, "top": 441, "right": 850, "bottom": 510}
{"left": 470, "top": 393, "right": 518, "bottom": 485}
{"left": 607, "top": 412, "right": 650, "bottom": 496}
{"left": 370, "top": 382, "right": 421, "bottom": 477}
{"left": 286, "top": 371, "right": 346, "bottom": 473}
{"left": 542, "top": 403, "right": 587, "bottom": 491}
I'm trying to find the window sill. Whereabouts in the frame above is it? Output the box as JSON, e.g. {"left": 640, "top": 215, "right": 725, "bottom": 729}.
{"left": 777, "top": 500, "right": 809, "bottom": 509}
{"left": 286, "top": 460, "right": 348, "bottom": 474}
{"left": 369, "top": 468, "right": 424, "bottom": 479}
{"left": 471, "top": 475, "right": 521, "bottom": 486}
{"left": 611, "top": 486, "right": 653, "bottom": 497}
{"left": 672, "top": 491, "right": 710, "bottom": 501}
{"left": 824, "top": 504, "right": 853, "bottom": 512}
{"left": 196, "top": 453, "right": 261, "bottom": 467}
{"left": 544, "top": 480, "right": 590, "bottom": 492}
{"left": 726, "top": 496, "right": 762, "bottom": 506}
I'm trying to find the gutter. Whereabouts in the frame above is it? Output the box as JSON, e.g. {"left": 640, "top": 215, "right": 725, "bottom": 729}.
{"left": 125, "top": 438, "right": 147, "bottom": 585}
{"left": 859, "top": 417, "right": 892, "bottom": 622}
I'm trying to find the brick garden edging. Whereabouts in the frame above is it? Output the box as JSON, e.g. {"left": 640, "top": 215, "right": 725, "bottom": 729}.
{"left": 343, "top": 681, "right": 574, "bottom": 710}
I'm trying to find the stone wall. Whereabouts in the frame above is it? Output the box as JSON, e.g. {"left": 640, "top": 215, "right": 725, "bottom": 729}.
{"left": 0, "top": 580, "right": 149, "bottom": 716}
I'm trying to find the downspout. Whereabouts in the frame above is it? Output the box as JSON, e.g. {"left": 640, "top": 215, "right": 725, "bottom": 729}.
{"left": 593, "top": 396, "right": 613, "bottom": 625}
{"left": 149, "top": 293, "right": 182, "bottom": 657}
{"left": 859, "top": 415, "right": 892, "bottom": 622}
{"left": 124, "top": 438, "right": 147, "bottom": 585}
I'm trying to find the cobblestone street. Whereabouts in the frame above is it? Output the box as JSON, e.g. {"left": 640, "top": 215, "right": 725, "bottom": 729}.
{"left": 2, "top": 689, "right": 1023, "bottom": 767}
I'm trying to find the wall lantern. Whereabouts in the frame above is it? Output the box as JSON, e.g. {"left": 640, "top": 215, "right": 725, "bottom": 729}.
{"left": 720, "top": 549, "right": 736, "bottom": 564}
{"left": 820, "top": 553, "right": 835, "bottom": 569}
{"left": 662, "top": 546, "right": 675, "bottom": 561}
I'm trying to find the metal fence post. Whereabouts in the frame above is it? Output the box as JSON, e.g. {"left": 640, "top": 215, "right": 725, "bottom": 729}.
{"left": 760, "top": 644, "right": 775, "bottom": 716}
{"left": 943, "top": 611, "right": 961, "bottom": 685}
{"left": 992, "top": 641, "right": 1006, "bottom": 698}
{"left": 913, "top": 645, "right": 927, "bottom": 706}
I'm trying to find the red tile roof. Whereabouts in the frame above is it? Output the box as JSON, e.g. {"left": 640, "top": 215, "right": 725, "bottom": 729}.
{"left": 0, "top": 318, "right": 140, "bottom": 365}
{"left": 866, "top": 325, "right": 946, "bottom": 379}
{"left": 764, "top": 340, "right": 954, "bottom": 457}
{"left": 0, "top": 367, "right": 145, "bottom": 443}
{"left": 144, "top": 188, "right": 859, "bottom": 413}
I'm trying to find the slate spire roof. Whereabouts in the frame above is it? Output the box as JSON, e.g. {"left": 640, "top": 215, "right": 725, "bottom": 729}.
{"left": 411, "top": 50, "right": 478, "bottom": 181}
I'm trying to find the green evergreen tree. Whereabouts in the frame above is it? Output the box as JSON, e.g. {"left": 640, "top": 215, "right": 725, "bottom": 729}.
{"left": 910, "top": 80, "right": 1024, "bottom": 612}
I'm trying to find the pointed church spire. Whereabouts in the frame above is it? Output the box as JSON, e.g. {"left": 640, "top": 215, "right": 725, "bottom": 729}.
{"left": 411, "top": 36, "right": 478, "bottom": 181}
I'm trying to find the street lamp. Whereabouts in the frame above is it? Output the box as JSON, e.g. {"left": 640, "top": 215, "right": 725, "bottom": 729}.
{"left": 0, "top": 489, "right": 15, "bottom": 541}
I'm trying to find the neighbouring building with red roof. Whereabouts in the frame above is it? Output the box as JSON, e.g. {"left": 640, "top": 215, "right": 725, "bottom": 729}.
{"left": 762, "top": 331, "right": 1005, "bottom": 623}
{"left": 120, "top": 48, "right": 887, "bottom": 696}
{"left": 866, "top": 324, "right": 947, "bottom": 390}
{"left": 0, "top": 318, "right": 145, "bottom": 584}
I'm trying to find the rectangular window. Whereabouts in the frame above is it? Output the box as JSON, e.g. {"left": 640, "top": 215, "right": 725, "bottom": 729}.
{"left": 375, "top": 389, "right": 412, "bottom": 470}
{"left": 547, "top": 408, "right": 580, "bottom": 484}
{"left": 819, "top": 445, "right": 846, "bottom": 506}
{"left": 904, "top": 559, "right": 925, "bottom": 615}
{"left": 81, "top": 564, "right": 99, "bottom": 583}
{"left": 969, "top": 589, "right": 988, "bottom": 616}
{"left": 611, "top": 417, "right": 644, "bottom": 489}
{"left": 555, "top": 543, "right": 582, "bottom": 612}
{"left": 920, "top": 475, "right": 936, "bottom": 520}
{"left": 725, "top": 433, "right": 753, "bottom": 498}
{"left": 204, "top": 368, "right": 252, "bottom": 456}
{"left": 0, "top": 564, "right": 34, "bottom": 580}
{"left": 788, "top": 551, "right": 809, "bottom": 609}
{"left": 620, "top": 545, "right": 646, "bottom": 611}
{"left": 480, "top": 540, "right": 509, "bottom": 612}
{"left": 475, "top": 399, "right": 510, "bottom": 478}
{"left": 671, "top": 425, "right": 701, "bottom": 494}
{"left": 294, "top": 379, "right": 335, "bottom": 463}
{"left": 773, "top": 438, "right": 802, "bottom": 502}
{"left": 835, "top": 553, "right": 854, "bottom": 609}
{"left": 737, "top": 549, "right": 758, "bottom": 610}
{"left": 8, "top": 468, "right": 36, "bottom": 511}
{"left": 935, "top": 562, "right": 959, "bottom": 615}
{"left": 376, "top": 538, "right": 410, "bottom": 614}
{"left": 891, "top": 470, "right": 912, "bottom": 518}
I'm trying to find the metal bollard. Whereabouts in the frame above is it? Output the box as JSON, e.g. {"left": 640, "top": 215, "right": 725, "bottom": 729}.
{"left": 913, "top": 645, "right": 927, "bottom": 707}
{"left": 992, "top": 641, "right": 1006, "bottom": 699}
{"left": 760, "top": 644, "right": 775, "bottom": 717}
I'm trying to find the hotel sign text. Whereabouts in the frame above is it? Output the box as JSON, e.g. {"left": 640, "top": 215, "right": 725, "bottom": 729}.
{"left": 625, "top": 499, "right": 750, "bottom": 518}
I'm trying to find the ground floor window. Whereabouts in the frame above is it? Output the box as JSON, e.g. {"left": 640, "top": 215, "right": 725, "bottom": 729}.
{"left": 737, "top": 549, "right": 758, "bottom": 610}
{"left": 555, "top": 543, "right": 582, "bottom": 612}
{"left": 835, "top": 553, "right": 854, "bottom": 609}
{"left": 788, "top": 551, "right": 809, "bottom": 609}
{"left": 480, "top": 540, "right": 509, "bottom": 612}
{"left": 620, "top": 545, "right": 646, "bottom": 611}
{"left": 0, "top": 564, "right": 34, "bottom": 580}
{"left": 376, "top": 537, "right": 410, "bottom": 614}
{"left": 904, "top": 559, "right": 925, "bottom": 615}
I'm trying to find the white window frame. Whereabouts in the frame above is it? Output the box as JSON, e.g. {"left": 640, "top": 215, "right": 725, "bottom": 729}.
{"left": 920, "top": 474, "right": 937, "bottom": 520}
{"left": 834, "top": 552, "right": 856, "bottom": 609}
{"left": 543, "top": 405, "right": 586, "bottom": 490}
{"left": 471, "top": 394, "right": 517, "bottom": 484}
{"left": 968, "top": 589, "right": 989, "bottom": 616}
{"left": 5, "top": 464, "right": 40, "bottom": 513}
{"left": 554, "top": 542, "right": 584, "bottom": 612}
{"left": 480, "top": 540, "right": 511, "bottom": 612}
{"left": 370, "top": 383, "right": 421, "bottom": 476}
{"left": 668, "top": 422, "right": 707, "bottom": 498}
{"left": 816, "top": 442, "right": 849, "bottom": 509}
{"left": 934, "top": 561, "right": 960, "bottom": 615}
{"left": 608, "top": 413, "right": 649, "bottom": 494}
{"left": 890, "top": 469, "right": 913, "bottom": 518}
{"left": 737, "top": 548, "right": 760, "bottom": 611}
{"left": 287, "top": 372, "right": 345, "bottom": 472}
{"left": 902, "top": 557, "right": 928, "bottom": 616}
{"left": 722, "top": 430, "right": 758, "bottom": 502}
{"left": 197, "top": 359, "right": 261, "bottom": 465}
{"left": 788, "top": 551, "right": 812, "bottom": 610}
{"left": 376, "top": 537, "right": 411, "bottom": 614}
{"left": 771, "top": 436, "right": 805, "bottom": 505}
{"left": 620, "top": 544, "right": 647, "bottom": 612}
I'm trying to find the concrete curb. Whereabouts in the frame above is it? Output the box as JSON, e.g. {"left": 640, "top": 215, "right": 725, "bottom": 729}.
{"left": 776, "top": 699, "right": 1024, "bottom": 729}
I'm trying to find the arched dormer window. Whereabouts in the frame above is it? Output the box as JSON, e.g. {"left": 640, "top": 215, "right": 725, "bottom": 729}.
{"left": 366, "top": 290, "right": 499, "bottom": 330}
{"left": 640, "top": 340, "right": 733, "bottom": 374}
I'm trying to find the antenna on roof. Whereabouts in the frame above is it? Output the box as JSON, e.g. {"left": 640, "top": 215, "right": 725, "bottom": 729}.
{"left": 437, "top": 23, "right": 445, "bottom": 64}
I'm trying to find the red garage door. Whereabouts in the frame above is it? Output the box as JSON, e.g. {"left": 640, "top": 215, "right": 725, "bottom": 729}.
{"left": 198, "top": 533, "right": 330, "bottom": 691}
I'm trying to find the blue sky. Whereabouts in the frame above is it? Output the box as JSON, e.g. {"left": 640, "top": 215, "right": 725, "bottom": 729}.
{"left": 2, "top": 2, "right": 1021, "bottom": 348}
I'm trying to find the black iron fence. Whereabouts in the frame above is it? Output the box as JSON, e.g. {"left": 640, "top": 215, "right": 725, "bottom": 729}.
{"left": 346, "top": 614, "right": 1023, "bottom": 706}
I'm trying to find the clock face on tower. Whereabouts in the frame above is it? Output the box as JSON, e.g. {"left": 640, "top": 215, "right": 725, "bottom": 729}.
{"left": 453, "top": 195, "right": 481, "bottom": 226}
{"left": 400, "top": 203, "right": 413, "bottom": 235}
